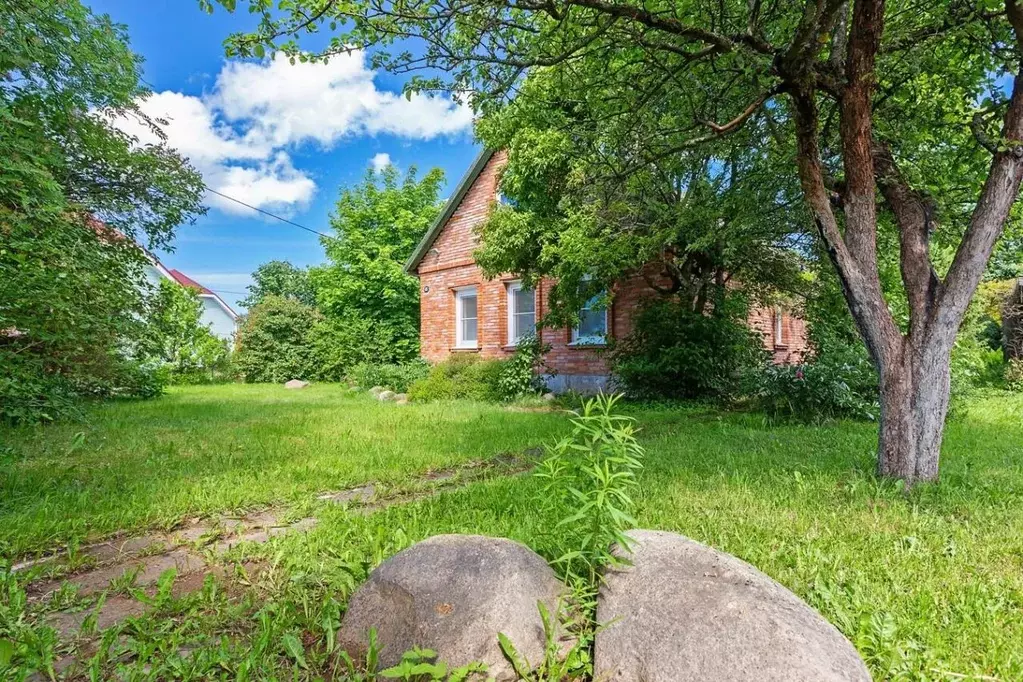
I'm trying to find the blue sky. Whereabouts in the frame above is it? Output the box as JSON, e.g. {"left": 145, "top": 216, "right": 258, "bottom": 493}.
{"left": 89, "top": 0, "right": 481, "bottom": 310}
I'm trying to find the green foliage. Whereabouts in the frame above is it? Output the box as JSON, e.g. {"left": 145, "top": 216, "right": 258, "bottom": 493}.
{"left": 0, "top": 0, "right": 203, "bottom": 422}
{"left": 607, "top": 298, "right": 767, "bottom": 401}
{"left": 407, "top": 355, "right": 507, "bottom": 403}
{"left": 496, "top": 335, "right": 553, "bottom": 399}
{"left": 755, "top": 352, "right": 880, "bottom": 423}
{"left": 234, "top": 296, "right": 322, "bottom": 383}
{"left": 311, "top": 314, "right": 418, "bottom": 382}
{"left": 346, "top": 360, "right": 430, "bottom": 393}
{"left": 240, "top": 260, "right": 317, "bottom": 309}
{"left": 535, "top": 394, "right": 644, "bottom": 586}
{"left": 144, "top": 280, "right": 233, "bottom": 385}
{"left": 498, "top": 600, "right": 589, "bottom": 681}
{"left": 311, "top": 165, "right": 445, "bottom": 369}
{"left": 1006, "top": 359, "right": 1023, "bottom": 392}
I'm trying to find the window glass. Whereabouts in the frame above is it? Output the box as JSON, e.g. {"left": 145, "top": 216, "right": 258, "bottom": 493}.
{"left": 573, "top": 293, "right": 607, "bottom": 344}
{"left": 508, "top": 284, "right": 536, "bottom": 343}
{"left": 456, "top": 289, "right": 478, "bottom": 347}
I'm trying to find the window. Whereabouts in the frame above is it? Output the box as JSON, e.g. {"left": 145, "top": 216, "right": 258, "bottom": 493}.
{"left": 774, "top": 308, "right": 786, "bottom": 347}
{"left": 506, "top": 282, "right": 536, "bottom": 345}
{"left": 572, "top": 292, "right": 608, "bottom": 345}
{"left": 455, "top": 287, "right": 478, "bottom": 348}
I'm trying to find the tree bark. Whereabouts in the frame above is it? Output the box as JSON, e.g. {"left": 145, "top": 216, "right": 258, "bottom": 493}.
{"left": 876, "top": 338, "right": 952, "bottom": 482}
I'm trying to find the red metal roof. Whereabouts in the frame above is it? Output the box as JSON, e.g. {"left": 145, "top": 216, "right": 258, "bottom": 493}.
{"left": 168, "top": 269, "right": 213, "bottom": 295}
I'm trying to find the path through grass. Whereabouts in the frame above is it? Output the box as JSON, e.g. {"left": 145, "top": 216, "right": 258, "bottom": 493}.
{"left": 0, "top": 384, "right": 566, "bottom": 558}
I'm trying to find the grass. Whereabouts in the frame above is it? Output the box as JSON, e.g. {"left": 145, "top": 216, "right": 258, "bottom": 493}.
{"left": 0, "top": 384, "right": 566, "bottom": 558}
{"left": 2, "top": 386, "right": 1023, "bottom": 680}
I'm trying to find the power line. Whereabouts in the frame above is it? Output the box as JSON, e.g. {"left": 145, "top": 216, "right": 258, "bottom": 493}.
{"left": 204, "top": 186, "right": 332, "bottom": 239}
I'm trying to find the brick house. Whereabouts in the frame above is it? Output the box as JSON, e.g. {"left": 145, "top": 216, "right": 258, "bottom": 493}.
{"left": 405, "top": 150, "right": 808, "bottom": 392}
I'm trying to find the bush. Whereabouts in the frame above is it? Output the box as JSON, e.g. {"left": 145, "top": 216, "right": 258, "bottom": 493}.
{"left": 311, "top": 314, "right": 419, "bottom": 382}
{"left": 234, "top": 296, "right": 322, "bottom": 383}
{"left": 754, "top": 347, "right": 878, "bottom": 422}
{"left": 496, "top": 334, "right": 554, "bottom": 399}
{"left": 408, "top": 355, "right": 508, "bottom": 402}
{"left": 346, "top": 360, "right": 429, "bottom": 392}
{"left": 1007, "top": 359, "right": 1023, "bottom": 392}
{"left": 608, "top": 298, "right": 767, "bottom": 400}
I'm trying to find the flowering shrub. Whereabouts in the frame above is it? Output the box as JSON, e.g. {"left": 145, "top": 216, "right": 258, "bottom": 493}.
{"left": 755, "top": 350, "right": 878, "bottom": 422}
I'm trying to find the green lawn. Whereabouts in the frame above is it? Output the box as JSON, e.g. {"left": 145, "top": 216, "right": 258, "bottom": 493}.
{"left": 3, "top": 387, "right": 1022, "bottom": 680}
{"left": 0, "top": 384, "right": 566, "bottom": 558}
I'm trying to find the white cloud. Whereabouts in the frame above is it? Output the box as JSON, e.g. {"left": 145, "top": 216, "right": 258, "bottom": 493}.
{"left": 370, "top": 153, "right": 392, "bottom": 173}
{"left": 114, "top": 52, "right": 472, "bottom": 215}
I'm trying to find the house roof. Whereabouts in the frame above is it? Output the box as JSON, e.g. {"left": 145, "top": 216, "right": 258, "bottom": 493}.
{"left": 404, "top": 148, "right": 495, "bottom": 274}
{"left": 164, "top": 268, "right": 238, "bottom": 320}
{"left": 168, "top": 269, "right": 213, "bottom": 295}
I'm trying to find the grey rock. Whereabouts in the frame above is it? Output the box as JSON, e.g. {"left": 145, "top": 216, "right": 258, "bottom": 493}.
{"left": 595, "top": 530, "right": 871, "bottom": 682}
{"left": 368, "top": 386, "right": 385, "bottom": 397}
{"left": 378, "top": 390, "right": 397, "bottom": 401}
{"left": 541, "top": 392, "right": 556, "bottom": 402}
{"left": 337, "top": 534, "right": 566, "bottom": 680}
{"left": 284, "top": 379, "right": 309, "bottom": 389}
{"left": 393, "top": 393, "right": 408, "bottom": 402}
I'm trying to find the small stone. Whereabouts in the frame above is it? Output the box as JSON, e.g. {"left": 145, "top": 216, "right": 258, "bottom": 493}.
{"left": 395, "top": 398, "right": 409, "bottom": 406}
{"left": 541, "top": 392, "right": 556, "bottom": 402}
{"left": 595, "top": 530, "right": 871, "bottom": 682}
{"left": 393, "top": 393, "right": 408, "bottom": 402}
{"left": 337, "top": 535, "right": 567, "bottom": 680}
{"left": 377, "top": 390, "right": 397, "bottom": 401}
{"left": 284, "top": 379, "right": 309, "bottom": 389}
{"left": 368, "top": 386, "right": 385, "bottom": 397}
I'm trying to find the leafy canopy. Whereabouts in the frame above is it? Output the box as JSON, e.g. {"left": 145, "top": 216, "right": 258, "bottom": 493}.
{"left": 241, "top": 260, "right": 317, "bottom": 309}
{"left": 1, "top": 0, "right": 205, "bottom": 422}
{"left": 312, "top": 164, "right": 445, "bottom": 363}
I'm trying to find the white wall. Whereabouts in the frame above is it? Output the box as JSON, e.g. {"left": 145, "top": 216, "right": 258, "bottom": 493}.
{"left": 200, "top": 296, "right": 237, "bottom": 342}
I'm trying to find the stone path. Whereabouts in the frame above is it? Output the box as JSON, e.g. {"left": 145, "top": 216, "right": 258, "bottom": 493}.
{"left": 17, "top": 450, "right": 538, "bottom": 669}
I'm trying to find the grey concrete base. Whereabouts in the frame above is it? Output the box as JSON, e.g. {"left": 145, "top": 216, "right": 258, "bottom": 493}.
{"left": 544, "top": 373, "right": 609, "bottom": 394}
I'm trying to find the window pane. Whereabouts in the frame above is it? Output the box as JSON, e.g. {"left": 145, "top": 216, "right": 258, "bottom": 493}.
{"left": 513, "top": 312, "right": 535, "bottom": 340}
{"left": 514, "top": 288, "right": 535, "bottom": 315}
{"left": 461, "top": 294, "right": 477, "bottom": 320}
{"left": 463, "top": 318, "right": 478, "bottom": 343}
{"left": 577, "top": 308, "right": 606, "bottom": 339}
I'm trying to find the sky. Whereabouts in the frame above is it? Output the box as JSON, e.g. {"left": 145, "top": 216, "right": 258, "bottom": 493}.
{"left": 88, "top": 0, "right": 481, "bottom": 311}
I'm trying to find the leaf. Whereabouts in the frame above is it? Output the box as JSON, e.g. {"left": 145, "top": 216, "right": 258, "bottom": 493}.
{"left": 0, "top": 639, "right": 14, "bottom": 668}
{"left": 498, "top": 632, "right": 533, "bottom": 679}
{"left": 282, "top": 633, "right": 307, "bottom": 669}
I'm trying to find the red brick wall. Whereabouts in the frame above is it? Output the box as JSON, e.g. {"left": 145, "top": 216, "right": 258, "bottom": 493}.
{"left": 414, "top": 151, "right": 809, "bottom": 382}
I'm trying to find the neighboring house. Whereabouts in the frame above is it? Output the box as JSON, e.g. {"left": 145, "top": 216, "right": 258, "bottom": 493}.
{"left": 405, "top": 150, "right": 808, "bottom": 393}
{"left": 144, "top": 258, "right": 239, "bottom": 343}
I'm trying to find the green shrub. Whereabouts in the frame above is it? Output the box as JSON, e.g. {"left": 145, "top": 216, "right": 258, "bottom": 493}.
{"left": 408, "top": 355, "right": 508, "bottom": 402}
{"left": 311, "top": 314, "right": 419, "bottom": 382}
{"left": 754, "top": 347, "right": 878, "bottom": 422}
{"left": 1007, "top": 359, "right": 1023, "bottom": 392}
{"left": 234, "top": 296, "right": 322, "bottom": 383}
{"left": 346, "top": 360, "right": 429, "bottom": 392}
{"left": 608, "top": 298, "right": 767, "bottom": 400}
{"left": 497, "top": 334, "right": 554, "bottom": 399}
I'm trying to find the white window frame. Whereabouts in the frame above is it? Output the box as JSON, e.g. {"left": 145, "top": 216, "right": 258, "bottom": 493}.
{"left": 454, "top": 286, "right": 479, "bottom": 349}
{"left": 774, "top": 307, "right": 786, "bottom": 347}
{"left": 506, "top": 281, "right": 536, "bottom": 346}
{"left": 571, "top": 292, "right": 609, "bottom": 346}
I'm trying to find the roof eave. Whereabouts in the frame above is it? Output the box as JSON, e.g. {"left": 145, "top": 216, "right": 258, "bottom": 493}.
{"left": 404, "top": 148, "right": 495, "bottom": 275}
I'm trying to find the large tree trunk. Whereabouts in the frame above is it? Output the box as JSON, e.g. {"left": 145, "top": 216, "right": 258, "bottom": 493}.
{"left": 876, "top": 340, "right": 952, "bottom": 483}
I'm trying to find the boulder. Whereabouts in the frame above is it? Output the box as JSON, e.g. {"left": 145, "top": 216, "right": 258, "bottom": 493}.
{"left": 368, "top": 386, "right": 385, "bottom": 397}
{"left": 378, "top": 390, "right": 397, "bottom": 401}
{"left": 337, "top": 535, "right": 566, "bottom": 680}
{"left": 595, "top": 530, "right": 871, "bottom": 682}
{"left": 541, "top": 392, "right": 556, "bottom": 402}
{"left": 394, "top": 394, "right": 409, "bottom": 406}
{"left": 284, "top": 379, "right": 309, "bottom": 389}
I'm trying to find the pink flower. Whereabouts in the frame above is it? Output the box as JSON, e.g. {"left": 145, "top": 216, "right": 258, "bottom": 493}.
{"left": 795, "top": 368, "right": 805, "bottom": 380}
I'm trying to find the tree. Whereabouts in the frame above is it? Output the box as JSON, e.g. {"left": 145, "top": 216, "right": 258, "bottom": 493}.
{"left": 311, "top": 165, "right": 445, "bottom": 364}
{"left": 234, "top": 295, "right": 322, "bottom": 383}
{"left": 215, "top": 0, "right": 1023, "bottom": 485}
{"left": 1, "top": 0, "right": 204, "bottom": 421}
{"left": 145, "top": 280, "right": 231, "bottom": 383}
{"left": 240, "top": 260, "right": 317, "bottom": 309}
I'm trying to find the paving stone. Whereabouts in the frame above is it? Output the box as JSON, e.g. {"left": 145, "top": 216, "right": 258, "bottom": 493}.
{"left": 46, "top": 596, "right": 148, "bottom": 638}
{"left": 318, "top": 485, "right": 376, "bottom": 504}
